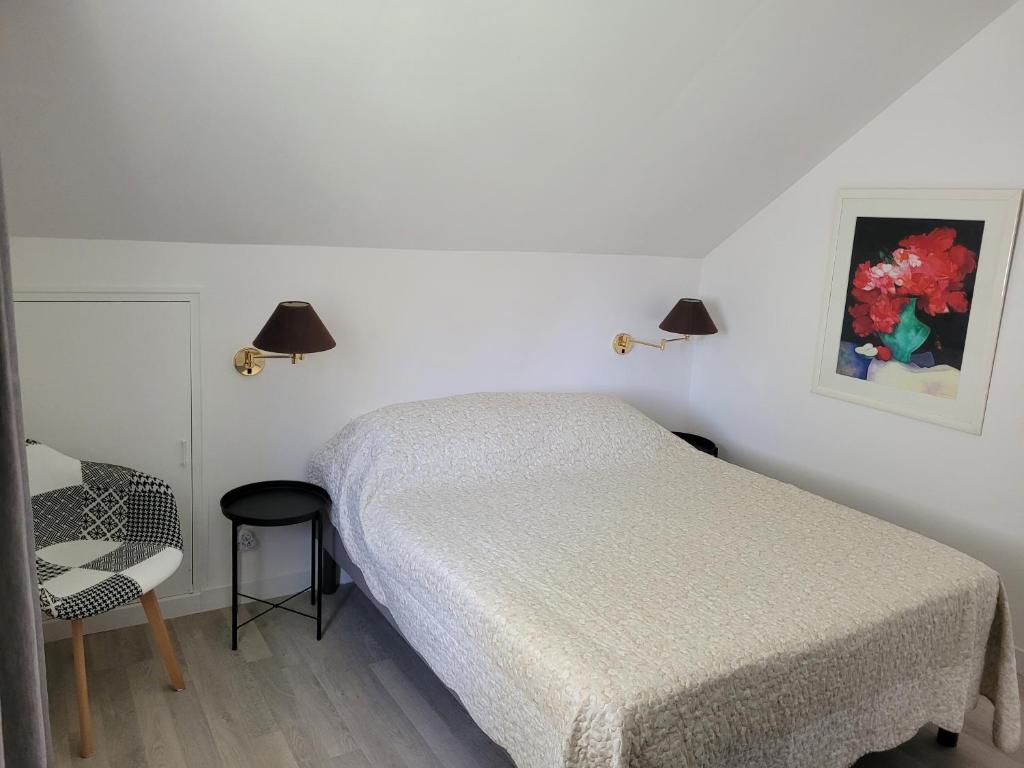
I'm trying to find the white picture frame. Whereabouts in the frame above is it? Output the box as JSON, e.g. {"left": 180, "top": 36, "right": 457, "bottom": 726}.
{"left": 812, "top": 188, "right": 1021, "bottom": 434}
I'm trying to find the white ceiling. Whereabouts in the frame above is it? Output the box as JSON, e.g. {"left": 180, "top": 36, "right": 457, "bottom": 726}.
{"left": 0, "top": 1, "right": 1015, "bottom": 257}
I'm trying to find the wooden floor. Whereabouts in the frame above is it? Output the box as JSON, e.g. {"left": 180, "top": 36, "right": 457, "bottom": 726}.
{"left": 45, "top": 587, "right": 1024, "bottom": 768}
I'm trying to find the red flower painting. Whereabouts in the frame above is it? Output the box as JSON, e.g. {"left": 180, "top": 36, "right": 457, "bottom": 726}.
{"left": 847, "top": 227, "right": 977, "bottom": 336}
{"left": 822, "top": 191, "right": 1018, "bottom": 431}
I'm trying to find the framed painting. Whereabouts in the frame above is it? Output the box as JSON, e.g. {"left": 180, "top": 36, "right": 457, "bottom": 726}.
{"left": 813, "top": 188, "right": 1021, "bottom": 433}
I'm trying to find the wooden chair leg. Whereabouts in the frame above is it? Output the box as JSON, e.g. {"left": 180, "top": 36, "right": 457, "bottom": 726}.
{"left": 140, "top": 590, "right": 185, "bottom": 691}
{"left": 70, "top": 619, "right": 93, "bottom": 758}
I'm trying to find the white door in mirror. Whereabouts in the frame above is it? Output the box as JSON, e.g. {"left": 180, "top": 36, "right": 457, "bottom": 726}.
{"left": 14, "top": 299, "right": 195, "bottom": 597}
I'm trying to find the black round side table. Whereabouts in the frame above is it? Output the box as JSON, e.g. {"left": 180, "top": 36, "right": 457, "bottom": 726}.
{"left": 220, "top": 480, "right": 331, "bottom": 649}
{"left": 672, "top": 431, "right": 719, "bottom": 457}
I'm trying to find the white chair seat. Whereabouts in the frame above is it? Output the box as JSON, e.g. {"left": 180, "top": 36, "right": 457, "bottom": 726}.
{"left": 36, "top": 540, "right": 183, "bottom": 620}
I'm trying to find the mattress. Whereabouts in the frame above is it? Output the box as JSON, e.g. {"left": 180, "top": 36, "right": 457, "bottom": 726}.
{"left": 308, "top": 392, "right": 1020, "bottom": 768}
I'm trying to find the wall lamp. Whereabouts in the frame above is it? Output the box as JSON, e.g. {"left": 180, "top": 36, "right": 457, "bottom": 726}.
{"left": 234, "top": 301, "right": 336, "bottom": 376}
{"left": 612, "top": 298, "right": 717, "bottom": 354}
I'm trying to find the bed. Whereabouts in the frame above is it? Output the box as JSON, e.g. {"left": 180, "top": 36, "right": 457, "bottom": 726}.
{"left": 308, "top": 392, "right": 1020, "bottom": 768}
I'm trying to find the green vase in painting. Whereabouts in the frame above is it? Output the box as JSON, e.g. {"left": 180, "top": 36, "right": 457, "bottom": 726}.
{"left": 879, "top": 298, "right": 930, "bottom": 363}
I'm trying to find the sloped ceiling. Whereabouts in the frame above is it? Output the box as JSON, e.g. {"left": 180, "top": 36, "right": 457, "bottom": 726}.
{"left": 0, "top": 1, "right": 1015, "bottom": 257}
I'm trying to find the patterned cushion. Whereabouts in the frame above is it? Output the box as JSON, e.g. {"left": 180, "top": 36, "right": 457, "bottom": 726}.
{"left": 28, "top": 442, "right": 183, "bottom": 620}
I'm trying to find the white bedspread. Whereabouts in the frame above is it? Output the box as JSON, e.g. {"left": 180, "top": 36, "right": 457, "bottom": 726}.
{"left": 309, "top": 393, "right": 1020, "bottom": 768}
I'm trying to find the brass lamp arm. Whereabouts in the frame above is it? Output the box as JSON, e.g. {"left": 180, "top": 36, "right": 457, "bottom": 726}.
{"left": 233, "top": 346, "right": 304, "bottom": 375}
{"left": 612, "top": 333, "right": 690, "bottom": 355}
{"left": 630, "top": 336, "right": 690, "bottom": 350}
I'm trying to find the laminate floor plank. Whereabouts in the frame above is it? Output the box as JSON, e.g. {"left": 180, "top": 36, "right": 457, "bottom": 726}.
{"left": 126, "top": 657, "right": 188, "bottom": 768}
{"left": 93, "top": 662, "right": 148, "bottom": 767}
{"left": 174, "top": 607, "right": 278, "bottom": 740}
{"left": 333, "top": 750, "right": 374, "bottom": 768}
{"left": 44, "top": 638, "right": 74, "bottom": 768}
{"left": 371, "top": 658, "right": 490, "bottom": 768}
{"left": 44, "top": 589, "right": 1023, "bottom": 768}
{"left": 236, "top": 601, "right": 275, "bottom": 663}
{"left": 249, "top": 656, "right": 339, "bottom": 768}
{"left": 53, "top": 647, "right": 102, "bottom": 768}
{"left": 311, "top": 655, "right": 445, "bottom": 768}
{"left": 282, "top": 659, "right": 360, "bottom": 758}
{"left": 383, "top": 632, "right": 517, "bottom": 767}
{"left": 248, "top": 729, "right": 304, "bottom": 768}
{"left": 162, "top": 652, "right": 222, "bottom": 768}
{"left": 207, "top": 716, "right": 269, "bottom": 768}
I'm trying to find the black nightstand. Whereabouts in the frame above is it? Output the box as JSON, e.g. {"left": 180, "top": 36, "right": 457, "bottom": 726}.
{"left": 672, "top": 432, "right": 718, "bottom": 457}
{"left": 220, "top": 480, "right": 332, "bottom": 649}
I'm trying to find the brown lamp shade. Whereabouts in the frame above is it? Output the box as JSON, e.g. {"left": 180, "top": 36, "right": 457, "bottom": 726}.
{"left": 253, "top": 301, "right": 336, "bottom": 353}
{"left": 659, "top": 298, "right": 718, "bottom": 336}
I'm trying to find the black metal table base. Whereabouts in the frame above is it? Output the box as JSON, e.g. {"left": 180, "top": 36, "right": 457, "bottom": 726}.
{"left": 235, "top": 587, "right": 318, "bottom": 629}
{"left": 231, "top": 513, "right": 324, "bottom": 650}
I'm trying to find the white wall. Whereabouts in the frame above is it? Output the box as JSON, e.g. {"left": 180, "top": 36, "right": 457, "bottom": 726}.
{"left": 690, "top": 2, "right": 1024, "bottom": 655}
{"left": 11, "top": 238, "right": 701, "bottom": 613}
{"left": 0, "top": 1, "right": 1010, "bottom": 258}
{"left": 11, "top": 3, "right": 1023, "bottom": 654}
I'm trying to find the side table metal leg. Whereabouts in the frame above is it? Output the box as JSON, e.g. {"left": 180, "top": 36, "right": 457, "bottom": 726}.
{"left": 316, "top": 514, "right": 324, "bottom": 641}
{"left": 231, "top": 520, "right": 239, "bottom": 651}
{"left": 310, "top": 516, "right": 316, "bottom": 605}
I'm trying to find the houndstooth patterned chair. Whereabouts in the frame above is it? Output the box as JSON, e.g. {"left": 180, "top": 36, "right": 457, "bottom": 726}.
{"left": 28, "top": 441, "right": 186, "bottom": 758}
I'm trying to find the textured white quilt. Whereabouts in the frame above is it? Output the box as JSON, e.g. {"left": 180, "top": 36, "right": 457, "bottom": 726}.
{"left": 309, "top": 393, "right": 1020, "bottom": 768}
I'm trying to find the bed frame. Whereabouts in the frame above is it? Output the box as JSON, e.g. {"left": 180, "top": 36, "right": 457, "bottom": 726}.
{"left": 320, "top": 525, "right": 961, "bottom": 751}
{"left": 321, "top": 525, "right": 402, "bottom": 632}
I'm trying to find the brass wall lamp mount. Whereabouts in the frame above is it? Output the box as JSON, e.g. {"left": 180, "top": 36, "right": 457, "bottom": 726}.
{"left": 612, "top": 333, "right": 690, "bottom": 355}
{"left": 233, "top": 348, "right": 305, "bottom": 376}
{"left": 234, "top": 301, "right": 336, "bottom": 376}
{"left": 613, "top": 298, "right": 717, "bottom": 355}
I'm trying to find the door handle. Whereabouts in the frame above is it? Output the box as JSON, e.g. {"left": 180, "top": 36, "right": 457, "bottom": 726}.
{"left": 180, "top": 439, "right": 191, "bottom": 467}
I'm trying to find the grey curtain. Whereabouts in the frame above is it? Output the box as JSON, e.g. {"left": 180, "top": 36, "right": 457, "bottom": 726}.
{"left": 0, "top": 160, "right": 53, "bottom": 767}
